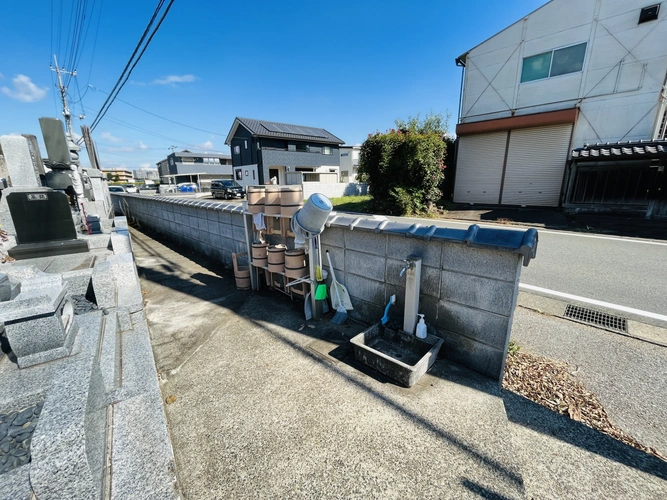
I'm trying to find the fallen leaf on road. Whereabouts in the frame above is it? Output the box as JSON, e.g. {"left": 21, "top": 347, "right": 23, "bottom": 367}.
{"left": 165, "top": 395, "right": 177, "bottom": 404}
{"left": 503, "top": 350, "right": 665, "bottom": 462}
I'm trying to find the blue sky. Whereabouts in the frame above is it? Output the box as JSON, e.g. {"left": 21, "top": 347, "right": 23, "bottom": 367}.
{"left": 0, "top": 0, "right": 545, "bottom": 171}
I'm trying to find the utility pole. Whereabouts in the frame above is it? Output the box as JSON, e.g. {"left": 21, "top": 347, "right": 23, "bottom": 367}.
{"left": 50, "top": 54, "right": 76, "bottom": 138}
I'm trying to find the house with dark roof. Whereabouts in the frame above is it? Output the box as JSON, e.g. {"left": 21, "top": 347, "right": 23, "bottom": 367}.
{"left": 156, "top": 150, "right": 232, "bottom": 188}
{"left": 452, "top": 0, "right": 667, "bottom": 215}
{"left": 224, "top": 117, "right": 344, "bottom": 186}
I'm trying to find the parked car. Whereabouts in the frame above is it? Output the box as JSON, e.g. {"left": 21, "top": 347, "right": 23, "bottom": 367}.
{"left": 123, "top": 184, "right": 138, "bottom": 193}
{"left": 138, "top": 184, "right": 158, "bottom": 193}
{"left": 176, "top": 182, "right": 199, "bottom": 193}
{"left": 108, "top": 185, "right": 126, "bottom": 193}
{"left": 211, "top": 179, "right": 246, "bottom": 200}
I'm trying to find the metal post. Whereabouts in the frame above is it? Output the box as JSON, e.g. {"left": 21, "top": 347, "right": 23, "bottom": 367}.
{"left": 308, "top": 236, "right": 320, "bottom": 320}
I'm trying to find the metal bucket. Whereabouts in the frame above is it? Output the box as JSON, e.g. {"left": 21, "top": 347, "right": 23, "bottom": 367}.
{"left": 293, "top": 193, "right": 332, "bottom": 235}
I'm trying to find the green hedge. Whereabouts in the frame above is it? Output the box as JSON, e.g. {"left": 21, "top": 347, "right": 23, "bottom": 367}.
{"left": 358, "top": 118, "right": 447, "bottom": 216}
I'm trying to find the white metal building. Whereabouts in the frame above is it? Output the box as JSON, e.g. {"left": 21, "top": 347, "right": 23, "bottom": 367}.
{"left": 453, "top": 0, "right": 667, "bottom": 207}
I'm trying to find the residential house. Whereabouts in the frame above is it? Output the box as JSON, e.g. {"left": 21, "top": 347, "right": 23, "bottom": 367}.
{"left": 453, "top": 0, "right": 667, "bottom": 211}
{"left": 339, "top": 145, "right": 361, "bottom": 182}
{"left": 224, "top": 117, "right": 344, "bottom": 187}
{"left": 156, "top": 150, "right": 233, "bottom": 189}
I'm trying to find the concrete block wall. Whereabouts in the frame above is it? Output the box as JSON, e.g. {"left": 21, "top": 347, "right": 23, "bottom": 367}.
{"left": 320, "top": 224, "right": 524, "bottom": 381}
{"left": 111, "top": 194, "right": 536, "bottom": 382}
{"left": 111, "top": 195, "right": 247, "bottom": 267}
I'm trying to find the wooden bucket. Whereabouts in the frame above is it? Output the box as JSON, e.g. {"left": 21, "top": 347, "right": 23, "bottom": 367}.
{"left": 284, "top": 248, "right": 307, "bottom": 278}
{"left": 232, "top": 252, "right": 251, "bottom": 290}
{"left": 247, "top": 186, "right": 265, "bottom": 214}
{"left": 267, "top": 244, "right": 287, "bottom": 273}
{"left": 264, "top": 186, "right": 281, "bottom": 215}
{"left": 252, "top": 242, "right": 268, "bottom": 267}
{"left": 281, "top": 185, "right": 303, "bottom": 217}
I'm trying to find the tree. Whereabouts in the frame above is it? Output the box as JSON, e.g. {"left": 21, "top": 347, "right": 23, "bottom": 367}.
{"left": 358, "top": 112, "right": 449, "bottom": 215}
{"left": 112, "top": 174, "right": 120, "bottom": 183}
{"left": 106, "top": 173, "right": 113, "bottom": 181}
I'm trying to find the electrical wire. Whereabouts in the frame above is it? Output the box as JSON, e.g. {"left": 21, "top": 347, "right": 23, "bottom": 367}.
{"left": 89, "top": 0, "right": 170, "bottom": 132}
{"left": 103, "top": 115, "right": 228, "bottom": 153}
{"left": 91, "top": 0, "right": 175, "bottom": 132}
{"left": 89, "top": 86, "right": 226, "bottom": 137}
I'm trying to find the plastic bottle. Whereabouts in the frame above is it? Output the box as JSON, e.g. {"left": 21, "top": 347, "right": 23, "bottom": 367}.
{"left": 415, "top": 314, "right": 427, "bottom": 339}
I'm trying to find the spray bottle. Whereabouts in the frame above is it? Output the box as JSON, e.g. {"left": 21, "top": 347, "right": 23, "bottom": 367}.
{"left": 415, "top": 314, "right": 427, "bottom": 339}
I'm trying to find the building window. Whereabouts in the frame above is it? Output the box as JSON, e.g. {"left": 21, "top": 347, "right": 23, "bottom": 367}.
{"left": 179, "top": 157, "right": 194, "bottom": 163}
{"left": 296, "top": 143, "right": 310, "bottom": 152}
{"left": 234, "top": 145, "right": 240, "bottom": 155}
{"left": 521, "top": 42, "right": 587, "bottom": 83}
{"left": 322, "top": 146, "right": 332, "bottom": 155}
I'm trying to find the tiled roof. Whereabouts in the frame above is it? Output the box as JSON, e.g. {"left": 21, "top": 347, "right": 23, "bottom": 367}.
{"left": 226, "top": 117, "right": 344, "bottom": 145}
{"left": 173, "top": 151, "right": 231, "bottom": 159}
{"left": 572, "top": 140, "right": 667, "bottom": 161}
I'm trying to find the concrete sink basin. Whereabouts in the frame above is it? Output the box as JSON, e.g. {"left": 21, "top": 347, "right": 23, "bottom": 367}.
{"left": 350, "top": 323, "right": 444, "bottom": 387}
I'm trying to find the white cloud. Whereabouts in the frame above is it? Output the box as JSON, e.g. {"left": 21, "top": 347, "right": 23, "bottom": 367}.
{"left": 107, "top": 146, "right": 136, "bottom": 153}
{"left": 1, "top": 74, "right": 48, "bottom": 102}
{"left": 138, "top": 141, "right": 148, "bottom": 150}
{"left": 139, "top": 163, "right": 151, "bottom": 169}
{"left": 152, "top": 74, "right": 197, "bottom": 86}
{"left": 199, "top": 140, "right": 214, "bottom": 150}
{"left": 100, "top": 131, "right": 123, "bottom": 143}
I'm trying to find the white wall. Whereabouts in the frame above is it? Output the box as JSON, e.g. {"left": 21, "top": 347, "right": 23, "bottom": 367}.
{"left": 461, "top": 0, "right": 667, "bottom": 146}
{"left": 302, "top": 182, "right": 368, "bottom": 200}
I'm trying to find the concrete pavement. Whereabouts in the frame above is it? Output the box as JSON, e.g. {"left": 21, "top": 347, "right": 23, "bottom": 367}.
{"left": 132, "top": 226, "right": 667, "bottom": 499}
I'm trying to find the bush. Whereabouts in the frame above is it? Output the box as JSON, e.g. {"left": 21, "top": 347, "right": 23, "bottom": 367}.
{"left": 358, "top": 113, "right": 448, "bottom": 216}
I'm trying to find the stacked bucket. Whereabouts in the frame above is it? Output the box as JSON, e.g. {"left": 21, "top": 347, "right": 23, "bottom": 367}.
{"left": 247, "top": 185, "right": 303, "bottom": 216}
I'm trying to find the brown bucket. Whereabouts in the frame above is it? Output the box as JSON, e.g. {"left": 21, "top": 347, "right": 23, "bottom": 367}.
{"left": 284, "top": 248, "right": 307, "bottom": 278}
{"left": 252, "top": 242, "right": 268, "bottom": 267}
{"left": 281, "top": 185, "right": 303, "bottom": 217}
{"left": 247, "top": 186, "right": 265, "bottom": 214}
{"left": 264, "top": 186, "right": 281, "bottom": 215}
{"left": 267, "top": 244, "right": 287, "bottom": 273}
{"left": 232, "top": 252, "right": 251, "bottom": 290}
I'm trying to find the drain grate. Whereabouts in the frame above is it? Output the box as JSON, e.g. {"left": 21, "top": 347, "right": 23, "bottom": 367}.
{"left": 564, "top": 304, "right": 628, "bottom": 333}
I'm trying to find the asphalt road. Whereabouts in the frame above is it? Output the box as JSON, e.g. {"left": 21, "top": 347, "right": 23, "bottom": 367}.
{"left": 380, "top": 216, "right": 667, "bottom": 318}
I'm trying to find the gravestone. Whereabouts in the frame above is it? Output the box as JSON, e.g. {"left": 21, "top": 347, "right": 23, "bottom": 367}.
{"left": 5, "top": 189, "right": 88, "bottom": 259}
{"left": 0, "top": 279, "right": 78, "bottom": 368}
{"left": 38, "top": 117, "right": 72, "bottom": 166}
{"left": 0, "top": 135, "right": 42, "bottom": 187}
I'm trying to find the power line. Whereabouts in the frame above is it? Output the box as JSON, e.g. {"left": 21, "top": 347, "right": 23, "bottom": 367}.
{"left": 103, "top": 115, "right": 228, "bottom": 153}
{"left": 89, "top": 85, "right": 226, "bottom": 137}
{"left": 90, "top": 0, "right": 173, "bottom": 132}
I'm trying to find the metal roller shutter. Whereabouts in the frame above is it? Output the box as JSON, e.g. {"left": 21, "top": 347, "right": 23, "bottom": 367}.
{"left": 454, "top": 131, "right": 508, "bottom": 204}
{"left": 501, "top": 124, "right": 572, "bottom": 206}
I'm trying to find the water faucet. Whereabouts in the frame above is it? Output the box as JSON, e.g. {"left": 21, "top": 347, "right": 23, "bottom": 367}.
{"left": 399, "top": 259, "right": 414, "bottom": 277}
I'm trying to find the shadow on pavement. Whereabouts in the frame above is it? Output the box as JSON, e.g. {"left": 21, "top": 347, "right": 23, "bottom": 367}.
{"left": 503, "top": 390, "right": 667, "bottom": 481}
{"left": 131, "top": 224, "right": 667, "bottom": 488}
